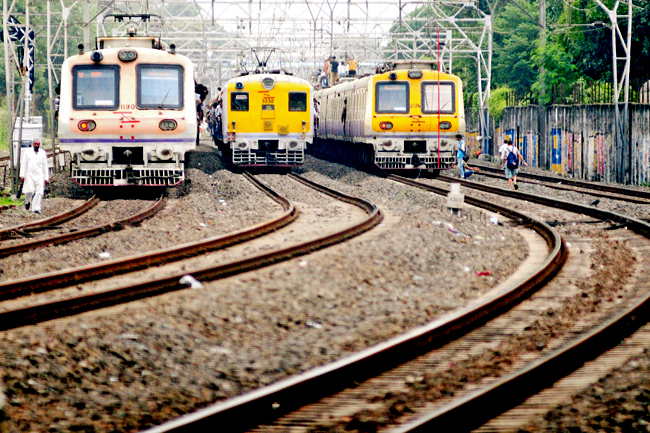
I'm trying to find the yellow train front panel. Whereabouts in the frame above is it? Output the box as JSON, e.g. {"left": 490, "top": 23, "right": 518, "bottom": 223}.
{"left": 222, "top": 73, "right": 313, "bottom": 166}
{"left": 314, "top": 67, "right": 465, "bottom": 170}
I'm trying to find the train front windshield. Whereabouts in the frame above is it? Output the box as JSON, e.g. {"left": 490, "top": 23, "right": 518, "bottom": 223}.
{"left": 137, "top": 65, "right": 184, "bottom": 109}
{"left": 422, "top": 82, "right": 455, "bottom": 114}
{"left": 375, "top": 82, "right": 409, "bottom": 113}
{"left": 73, "top": 65, "right": 119, "bottom": 110}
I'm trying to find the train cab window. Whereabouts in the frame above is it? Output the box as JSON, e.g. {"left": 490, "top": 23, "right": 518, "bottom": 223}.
{"left": 289, "top": 92, "right": 307, "bottom": 111}
{"left": 422, "top": 82, "right": 455, "bottom": 114}
{"left": 375, "top": 82, "right": 409, "bottom": 114}
{"left": 72, "top": 65, "right": 119, "bottom": 110}
{"left": 231, "top": 92, "right": 249, "bottom": 111}
{"left": 137, "top": 65, "right": 184, "bottom": 109}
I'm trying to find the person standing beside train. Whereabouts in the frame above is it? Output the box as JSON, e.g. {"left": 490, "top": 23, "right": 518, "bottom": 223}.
{"left": 20, "top": 138, "right": 49, "bottom": 214}
{"left": 456, "top": 133, "right": 470, "bottom": 179}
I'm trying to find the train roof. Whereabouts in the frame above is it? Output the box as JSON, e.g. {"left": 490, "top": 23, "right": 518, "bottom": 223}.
{"left": 226, "top": 73, "right": 311, "bottom": 86}
{"left": 96, "top": 36, "right": 163, "bottom": 50}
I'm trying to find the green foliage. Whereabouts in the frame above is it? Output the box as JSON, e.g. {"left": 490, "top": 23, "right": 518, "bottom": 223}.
{"left": 0, "top": 196, "right": 23, "bottom": 206}
{"left": 532, "top": 39, "right": 579, "bottom": 104}
{"left": 0, "top": 98, "right": 7, "bottom": 151}
{"left": 492, "top": 1, "right": 541, "bottom": 94}
{"left": 488, "top": 87, "right": 511, "bottom": 122}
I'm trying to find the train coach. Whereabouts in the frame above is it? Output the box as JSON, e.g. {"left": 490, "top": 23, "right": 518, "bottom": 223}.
{"left": 57, "top": 26, "right": 197, "bottom": 187}
{"left": 214, "top": 72, "right": 313, "bottom": 167}
{"left": 313, "top": 61, "right": 465, "bottom": 171}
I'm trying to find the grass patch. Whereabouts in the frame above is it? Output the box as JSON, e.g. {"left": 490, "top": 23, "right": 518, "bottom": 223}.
{"left": 0, "top": 192, "right": 23, "bottom": 206}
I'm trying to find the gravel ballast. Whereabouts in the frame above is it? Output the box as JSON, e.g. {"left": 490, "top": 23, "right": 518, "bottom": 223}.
{"left": 0, "top": 150, "right": 529, "bottom": 431}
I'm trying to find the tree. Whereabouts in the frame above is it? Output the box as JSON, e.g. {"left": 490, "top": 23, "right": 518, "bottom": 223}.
{"left": 491, "top": 1, "right": 541, "bottom": 96}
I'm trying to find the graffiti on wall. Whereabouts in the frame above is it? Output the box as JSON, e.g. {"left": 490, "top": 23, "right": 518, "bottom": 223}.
{"left": 596, "top": 133, "right": 605, "bottom": 178}
{"left": 551, "top": 128, "right": 562, "bottom": 174}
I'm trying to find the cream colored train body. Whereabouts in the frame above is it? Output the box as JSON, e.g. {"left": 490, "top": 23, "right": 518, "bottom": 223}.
{"left": 218, "top": 73, "right": 313, "bottom": 166}
{"left": 314, "top": 65, "right": 465, "bottom": 170}
{"left": 58, "top": 34, "right": 197, "bottom": 186}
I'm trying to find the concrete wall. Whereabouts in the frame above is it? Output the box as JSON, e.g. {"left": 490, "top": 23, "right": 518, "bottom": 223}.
{"left": 497, "top": 104, "right": 650, "bottom": 185}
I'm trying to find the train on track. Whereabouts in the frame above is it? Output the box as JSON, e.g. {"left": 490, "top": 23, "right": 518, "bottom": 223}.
{"left": 57, "top": 26, "right": 197, "bottom": 187}
{"left": 210, "top": 72, "right": 313, "bottom": 167}
{"left": 313, "top": 61, "right": 465, "bottom": 171}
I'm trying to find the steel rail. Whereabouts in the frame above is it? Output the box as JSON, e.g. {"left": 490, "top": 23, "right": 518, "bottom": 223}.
{"left": 473, "top": 169, "right": 650, "bottom": 204}
{"left": 0, "top": 197, "right": 164, "bottom": 258}
{"left": 0, "top": 196, "right": 99, "bottom": 240}
{"left": 391, "top": 174, "right": 650, "bottom": 431}
{"left": 438, "top": 173, "right": 650, "bottom": 236}
{"left": 0, "top": 172, "right": 381, "bottom": 332}
{"left": 0, "top": 172, "right": 297, "bottom": 301}
{"left": 138, "top": 176, "right": 564, "bottom": 433}
{"left": 471, "top": 162, "right": 650, "bottom": 200}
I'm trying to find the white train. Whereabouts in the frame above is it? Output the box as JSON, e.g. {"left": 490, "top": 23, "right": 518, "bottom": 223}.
{"left": 57, "top": 28, "right": 197, "bottom": 186}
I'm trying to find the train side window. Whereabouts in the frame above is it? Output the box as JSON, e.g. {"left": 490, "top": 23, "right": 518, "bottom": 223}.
{"left": 289, "top": 92, "right": 307, "bottom": 111}
{"left": 72, "top": 64, "right": 120, "bottom": 110}
{"left": 375, "top": 82, "right": 409, "bottom": 114}
{"left": 231, "top": 92, "right": 249, "bottom": 111}
{"left": 137, "top": 64, "right": 184, "bottom": 109}
{"left": 421, "top": 82, "right": 455, "bottom": 114}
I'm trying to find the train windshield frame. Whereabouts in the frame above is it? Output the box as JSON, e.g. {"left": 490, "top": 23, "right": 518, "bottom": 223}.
{"left": 375, "top": 81, "right": 410, "bottom": 114}
{"left": 137, "top": 64, "right": 184, "bottom": 110}
{"left": 421, "top": 81, "right": 456, "bottom": 114}
{"left": 288, "top": 91, "right": 308, "bottom": 112}
{"left": 231, "top": 92, "right": 249, "bottom": 111}
{"left": 72, "top": 65, "right": 120, "bottom": 110}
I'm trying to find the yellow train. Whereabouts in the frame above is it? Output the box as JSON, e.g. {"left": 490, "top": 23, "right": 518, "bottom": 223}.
{"left": 58, "top": 28, "right": 197, "bottom": 187}
{"left": 313, "top": 62, "right": 465, "bottom": 171}
{"left": 214, "top": 73, "right": 313, "bottom": 166}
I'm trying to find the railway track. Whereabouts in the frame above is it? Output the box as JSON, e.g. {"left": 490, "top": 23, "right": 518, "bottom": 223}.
{"left": 470, "top": 161, "right": 650, "bottom": 203}
{"left": 0, "top": 197, "right": 164, "bottom": 258}
{"left": 140, "top": 168, "right": 650, "bottom": 433}
{"left": 0, "top": 172, "right": 381, "bottom": 332}
{"left": 388, "top": 175, "right": 650, "bottom": 431}
{"left": 140, "top": 174, "right": 565, "bottom": 432}
{"left": 0, "top": 195, "right": 99, "bottom": 240}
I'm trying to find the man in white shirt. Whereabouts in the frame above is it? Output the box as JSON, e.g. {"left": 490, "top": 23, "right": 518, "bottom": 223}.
{"left": 20, "top": 138, "right": 49, "bottom": 214}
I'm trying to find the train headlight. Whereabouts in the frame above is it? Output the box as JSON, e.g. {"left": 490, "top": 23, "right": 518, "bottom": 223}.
{"left": 118, "top": 49, "right": 138, "bottom": 62}
{"left": 408, "top": 69, "right": 423, "bottom": 79}
{"left": 382, "top": 140, "right": 394, "bottom": 150}
{"left": 156, "top": 148, "right": 173, "bottom": 160}
{"left": 439, "top": 121, "right": 452, "bottom": 130}
{"left": 90, "top": 51, "right": 103, "bottom": 63}
{"left": 81, "top": 146, "right": 100, "bottom": 161}
{"left": 379, "top": 121, "right": 393, "bottom": 130}
{"left": 262, "top": 77, "right": 275, "bottom": 90}
{"left": 159, "top": 119, "right": 178, "bottom": 131}
{"left": 289, "top": 141, "right": 299, "bottom": 149}
{"left": 389, "top": 72, "right": 398, "bottom": 80}
{"left": 238, "top": 142, "right": 248, "bottom": 149}
{"left": 78, "top": 120, "right": 96, "bottom": 132}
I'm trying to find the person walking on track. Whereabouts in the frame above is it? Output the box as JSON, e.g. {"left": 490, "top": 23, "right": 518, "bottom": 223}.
{"left": 20, "top": 138, "right": 49, "bottom": 214}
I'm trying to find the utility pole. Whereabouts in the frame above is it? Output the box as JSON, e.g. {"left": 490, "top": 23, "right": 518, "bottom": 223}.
{"left": 539, "top": 0, "right": 548, "bottom": 169}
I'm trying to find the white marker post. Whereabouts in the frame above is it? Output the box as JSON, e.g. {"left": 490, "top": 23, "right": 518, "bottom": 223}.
{"left": 447, "top": 182, "right": 464, "bottom": 216}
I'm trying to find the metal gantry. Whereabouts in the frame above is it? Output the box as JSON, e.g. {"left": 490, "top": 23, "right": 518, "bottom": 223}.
{"left": 593, "top": 0, "right": 633, "bottom": 184}
{"left": 2, "top": 1, "right": 641, "bottom": 180}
